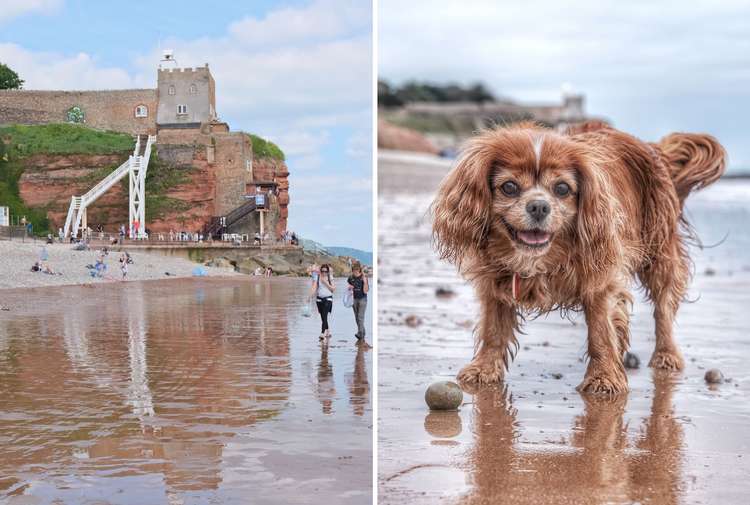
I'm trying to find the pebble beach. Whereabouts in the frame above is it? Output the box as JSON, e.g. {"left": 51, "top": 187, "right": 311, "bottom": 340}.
{"left": 0, "top": 239, "right": 238, "bottom": 291}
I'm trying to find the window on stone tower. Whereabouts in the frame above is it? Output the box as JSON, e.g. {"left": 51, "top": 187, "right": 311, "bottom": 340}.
{"left": 134, "top": 105, "right": 148, "bottom": 118}
{"left": 189, "top": 84, "right": 197, "bottom": 94}
{"left": 177, "top": 104, "right": 188, "bottom": 115}
{"left": 168, "top": 85, "right": 176, "bottom": 95}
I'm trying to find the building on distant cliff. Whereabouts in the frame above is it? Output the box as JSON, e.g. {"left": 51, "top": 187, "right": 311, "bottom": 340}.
{"left": 0, "top": 56, "right": 289, "bottom": 240}
{"left": 381, "top": 92, "right": 599, "bottom": 152}
{"left": 398, "top": 92, "right": 589, "bottom": 130}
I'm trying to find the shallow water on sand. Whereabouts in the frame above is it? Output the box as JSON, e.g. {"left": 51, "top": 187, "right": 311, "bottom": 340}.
{"left": 378, "top": 157, "right": 750, "bottom": 505}
{"left": 0, "top": 277, "right": 372, "bottom": 505}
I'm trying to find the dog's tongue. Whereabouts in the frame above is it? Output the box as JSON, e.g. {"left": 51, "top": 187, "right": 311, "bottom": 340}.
{"left": 518, "top": 230, "right": 551, "bottom": 245}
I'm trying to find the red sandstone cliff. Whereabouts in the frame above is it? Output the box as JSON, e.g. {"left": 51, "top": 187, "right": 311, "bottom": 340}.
{"left": 19, "top": 153, "right": 130, "bottom": 229}
{"left": 378, "top": 119, "right": 438, "bottom": 154}
{"left": 17, "top": 147, "right": 290, "bottom": 237}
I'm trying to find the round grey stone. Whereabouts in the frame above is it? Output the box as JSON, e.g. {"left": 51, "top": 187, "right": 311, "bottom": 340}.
{"left": 623, "top": 352, "right": 640, "bottom": 369}
{"left": 425, "top": 381, "right": 463, "bottom": 411}
{"left": 704, "top": 368, "right": 724, "bottom": 384}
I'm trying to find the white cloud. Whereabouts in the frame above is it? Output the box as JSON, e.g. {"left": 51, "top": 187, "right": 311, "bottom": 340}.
{"left": 0, "top": 0, "right": 61, "bottom": 24}
{"left": 0, "top": 43, "right": 135, "bottom": 90}
{"left": 228, "top": 0, "right": 370, "bottom": 48}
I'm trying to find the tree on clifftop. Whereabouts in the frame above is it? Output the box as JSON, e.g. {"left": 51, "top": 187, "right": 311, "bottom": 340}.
{"left": 0, "top": 63, "right": 24, "bottom": 89}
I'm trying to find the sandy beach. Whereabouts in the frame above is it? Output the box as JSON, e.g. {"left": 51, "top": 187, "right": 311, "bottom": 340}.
{"left": 0, "top": 239, "right": 238, "bottom": 291}
{"left": 378, "top": 150, "right": 750, "bottom": 504}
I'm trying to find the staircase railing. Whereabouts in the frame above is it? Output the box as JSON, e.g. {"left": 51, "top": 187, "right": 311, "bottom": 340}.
{"left": 64, "top": 134, "right": 155, "bottom": 239}
{"left": 204, "top": 199, "right": 258, "bottom": 238}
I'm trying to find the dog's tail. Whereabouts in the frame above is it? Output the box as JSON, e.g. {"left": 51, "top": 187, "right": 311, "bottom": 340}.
{"left": 658, "top": 133, "right": 726, "bottom": 204}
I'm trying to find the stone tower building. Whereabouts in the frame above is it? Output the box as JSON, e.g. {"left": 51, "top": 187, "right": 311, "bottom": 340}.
{"left": 156, "top": 65, "right": 217, "bottom": 127}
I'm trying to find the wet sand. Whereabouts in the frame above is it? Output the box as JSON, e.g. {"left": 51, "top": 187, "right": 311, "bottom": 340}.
{"left": 0, "top": 277, "right": 372, "bottom": 504}
{"left": 378, "top": 150, "right": 750, "bottom": 504}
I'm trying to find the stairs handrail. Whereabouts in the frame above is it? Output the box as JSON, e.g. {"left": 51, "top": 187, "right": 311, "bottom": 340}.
{"left": 82, "top": 158, "right": 131, "bottom": 201}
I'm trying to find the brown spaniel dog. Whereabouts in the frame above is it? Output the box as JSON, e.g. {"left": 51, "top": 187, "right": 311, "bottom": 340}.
{"left": 432, "top": 122, "right": 725, "bottom": 394}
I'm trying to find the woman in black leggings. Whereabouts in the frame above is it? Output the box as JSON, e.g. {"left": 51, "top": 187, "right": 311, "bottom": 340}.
{"left": 310, "top": 264, "right": 336, "bottom": 340}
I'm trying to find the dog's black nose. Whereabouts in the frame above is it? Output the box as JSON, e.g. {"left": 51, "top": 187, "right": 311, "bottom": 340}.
{"left": 526, "top": 199, "right": 550, "bottom": 221}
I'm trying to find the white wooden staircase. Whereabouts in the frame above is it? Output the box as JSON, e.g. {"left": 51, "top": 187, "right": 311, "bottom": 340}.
{"left": 63, "top": 134, "right": 156, "bottom": 239}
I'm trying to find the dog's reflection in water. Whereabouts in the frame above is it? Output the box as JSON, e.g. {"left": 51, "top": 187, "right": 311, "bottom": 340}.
{"left": 459, "top": 375, "right": 683, "bottom": 505}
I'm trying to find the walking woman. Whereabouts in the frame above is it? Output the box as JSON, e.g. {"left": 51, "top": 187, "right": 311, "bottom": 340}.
{"left": 347, "top": 263, "right": 369, "bottom": 343}
{"left": 310, "top": 263, "right": 335, "bottom": 339}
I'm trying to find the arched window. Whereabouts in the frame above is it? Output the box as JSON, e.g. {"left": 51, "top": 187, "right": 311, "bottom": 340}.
{"left": 189, "top": 84, "right": 197, "bottom": 94}
{"left": 134, "top": 105, "right": 148, "bottom": 118}
{"left": 168, "top": 85, "right": 176, "bottom": 95}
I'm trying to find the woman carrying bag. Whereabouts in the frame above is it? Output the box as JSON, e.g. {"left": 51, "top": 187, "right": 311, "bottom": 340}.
{"left": 310, "top": 263, "right": 335, "bottom": 340}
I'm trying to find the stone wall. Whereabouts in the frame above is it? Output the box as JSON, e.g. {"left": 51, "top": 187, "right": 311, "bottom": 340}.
{"left": 0, "top": 89, "right": 157, "bottom": 134}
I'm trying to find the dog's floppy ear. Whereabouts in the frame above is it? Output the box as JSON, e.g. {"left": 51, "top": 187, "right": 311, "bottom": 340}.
{"left": 431, "top": 141, "right": 493, "bottom": 265}
{"left": 575, "top": 156, "right": 620, "bottom": 287}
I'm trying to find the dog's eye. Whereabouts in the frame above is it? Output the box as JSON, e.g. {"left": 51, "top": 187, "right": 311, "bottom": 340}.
{"left": 554, "top": 182, "right": 571, "bottom": 197}
{"left": 500, "top": 181, "right": 520, "bottom": 197}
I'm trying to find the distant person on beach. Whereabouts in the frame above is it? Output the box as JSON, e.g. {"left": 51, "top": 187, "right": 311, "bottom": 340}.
{"left": 58, "top": 228, "right": 64, "bottom": 243}
{"left": 94, "top": 249, "right": 107, "bottom": 277}
{"left": 119, "top": 253, "right": 128, "bottom": 279}
{"left": 310, "top": 263, "right": 335, "bottom": 340}
{"left": 347, "top": 263, "right": 369, "bottom": 343}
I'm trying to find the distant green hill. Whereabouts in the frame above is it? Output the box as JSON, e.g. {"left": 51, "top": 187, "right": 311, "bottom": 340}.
{"left": 298, "top": 239, "right": 372, "bottom": 266}
{"left": 325, "top": 246, "right": 372, "bottom": 266}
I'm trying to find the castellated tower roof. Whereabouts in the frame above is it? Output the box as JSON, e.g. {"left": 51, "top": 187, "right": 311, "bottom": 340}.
{"left": 156, "top": 64, "right": 217, "bottom": 128}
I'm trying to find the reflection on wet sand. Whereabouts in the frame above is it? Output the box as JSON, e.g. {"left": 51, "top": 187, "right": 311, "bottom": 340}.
{"left": 0, "top": 277, "right": 371, "bottom": 504}
{"left": 348, "top": 343, "right": 371, "bottom": 417}
{"left": 460, "top": 375, "right": 683, "bottom": 504}
{"left": 318, "top": 342, "right": 337, "bottom": 414}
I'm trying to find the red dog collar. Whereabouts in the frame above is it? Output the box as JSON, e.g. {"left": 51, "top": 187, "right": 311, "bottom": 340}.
{"left": 512, "top": 272, "right": 521, "bottom": 301}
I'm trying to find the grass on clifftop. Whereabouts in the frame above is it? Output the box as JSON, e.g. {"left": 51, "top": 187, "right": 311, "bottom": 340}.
{"left": 248, "top": 133, "right": 285, "bottom": 161}
{"left": 0, "top": 124, "right": 133, "bottom": 234}
{"left": 0, "top": 123, "right": 134, "bottom": 156}
{"left": 0, "top": 141, "right": 49, "bottom": 231}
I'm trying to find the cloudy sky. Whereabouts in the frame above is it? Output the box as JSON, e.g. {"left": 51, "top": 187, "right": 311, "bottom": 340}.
{"left": 0, "top": 0, "right": 373, "bottom": 250}
{"left": 380, "top": 0, "right": 750, "bottom": 172}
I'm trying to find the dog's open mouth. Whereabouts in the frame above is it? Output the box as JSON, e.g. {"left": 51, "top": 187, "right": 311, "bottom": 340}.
{"left": 502, "top": 219, "right": 553, "bottom": 249}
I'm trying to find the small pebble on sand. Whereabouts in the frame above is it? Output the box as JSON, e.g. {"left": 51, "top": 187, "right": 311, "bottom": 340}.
{"left": 550, "top": 372, "right": 563, "bottom": 380}
{"left": 623, "top": 352, "right": 640, "bottom": 369}
{"left": 425, "top": 381, "right": 463, "bottom": 411}
{"left": 704, "top": 368, "right": 724, "bottom": 384}
{"left": 435, "top": 287, "right": 456, "bottom": 298}
{"left": 405, "top": 315, "right": 422, "bottom": 328}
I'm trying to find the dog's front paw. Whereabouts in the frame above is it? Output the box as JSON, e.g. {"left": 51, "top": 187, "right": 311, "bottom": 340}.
{"left": 457, "top": 348, "right": 505, "bottom": 385}
{"left": 577, "top": 364, "right": 628, "bottom": 395}
{"left": 649, "top": 349, "right": 685, "bottom": 371}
